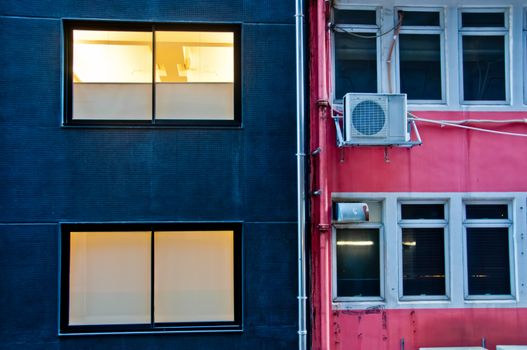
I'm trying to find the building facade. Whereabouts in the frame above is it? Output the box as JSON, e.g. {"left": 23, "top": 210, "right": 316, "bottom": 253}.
{"left": 0, "top": 1, "right": 299, "bottom": 348}
{"left": 309, "top": 0, "right": 527, "bottom": 349}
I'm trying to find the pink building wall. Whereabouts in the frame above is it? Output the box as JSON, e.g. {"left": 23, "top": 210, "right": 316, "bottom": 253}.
{"left": 308, "top": 1, "right": 527, "bottom": 349}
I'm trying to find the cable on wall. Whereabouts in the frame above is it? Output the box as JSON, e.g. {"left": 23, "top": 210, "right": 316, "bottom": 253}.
{"left": 409, "top": 113, "right": 527, "bottom": 138}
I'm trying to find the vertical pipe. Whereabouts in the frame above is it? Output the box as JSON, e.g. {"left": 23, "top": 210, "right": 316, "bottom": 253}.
{"left": 316, "top": 1, "right": 332, "bottom": 349}
{"left": 295, "top": 0, "right": 307, "bottom": 348}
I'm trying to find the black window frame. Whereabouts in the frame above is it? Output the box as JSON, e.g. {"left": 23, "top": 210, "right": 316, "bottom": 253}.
{"left": 59, "top": 222, "right": 243, "bottom": 335}
{"left": 63, "top": 20, "right": 242, "bottom": 127}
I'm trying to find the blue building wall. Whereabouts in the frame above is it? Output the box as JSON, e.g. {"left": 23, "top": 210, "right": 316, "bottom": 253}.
{"left": 0, "top": 1, "right": 298, "bottom": 348}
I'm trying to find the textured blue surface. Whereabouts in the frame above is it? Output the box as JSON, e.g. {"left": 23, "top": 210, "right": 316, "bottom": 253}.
{"left": 0, "top": 0, "right": 298, "bottom": 348}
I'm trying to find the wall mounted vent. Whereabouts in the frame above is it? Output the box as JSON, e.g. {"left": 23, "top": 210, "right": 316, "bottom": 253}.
{"left": 343, "top": 93, "right": 409, "bottom": 145}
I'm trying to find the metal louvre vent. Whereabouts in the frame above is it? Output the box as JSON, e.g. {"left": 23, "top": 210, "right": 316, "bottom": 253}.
{"left": 349, "top": 98, "right": 388, "bottom": 137}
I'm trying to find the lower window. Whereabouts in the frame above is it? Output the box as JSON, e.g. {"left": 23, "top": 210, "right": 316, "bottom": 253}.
{"left": 335, "top": 228, "right": 382, "bottom": 299}
{"left": 60, "top": 223, "right": 242, "bottom": 334}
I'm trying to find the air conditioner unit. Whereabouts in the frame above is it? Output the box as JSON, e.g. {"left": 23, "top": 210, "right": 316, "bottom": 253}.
{"left": 343, "top": 93, "right": 409, "bottom": 145}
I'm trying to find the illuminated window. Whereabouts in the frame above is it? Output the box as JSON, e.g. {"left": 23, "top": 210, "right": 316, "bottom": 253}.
{"left": 60, "top": 223, "right": 242, "bottom": 334}
{"left": 333, "top": 200, "right": 384, "bottom": 301}
{"left": 64, "top": 22, "right": 240, "bottom": 125}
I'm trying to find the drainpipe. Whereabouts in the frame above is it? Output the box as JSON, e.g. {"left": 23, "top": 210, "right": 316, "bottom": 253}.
{"left": 295, "top": 0, "right": 307, "bottom": 348}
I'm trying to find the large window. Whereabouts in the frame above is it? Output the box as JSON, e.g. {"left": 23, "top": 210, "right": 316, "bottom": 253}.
{"left": 60, "top": 223, "right": 242, "bottom": 334}
{"left": 63, "top": 21, "right": 241, "bottom": 126}
{"left": 463, "top": 203, "right": 513, "bottom": 298}
{"left": 459, "top": 9, "right": 508, "bottom": 103}
{"left": 399, "top": 203, "right": 448, "bottom": 299}
{"left": 397, "top": 9, "right": 444, "bottom": 102}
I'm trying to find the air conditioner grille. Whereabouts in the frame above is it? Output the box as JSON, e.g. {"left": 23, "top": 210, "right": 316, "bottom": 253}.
{"left": 343, "top": 93, "right": 408, "bottom": 145}
{"left": 350, "top": 99, "right": 387, "bottom": 137}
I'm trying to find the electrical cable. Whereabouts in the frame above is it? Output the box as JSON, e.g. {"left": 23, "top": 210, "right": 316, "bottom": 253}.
{"left": 331, "top": 15, "right": 403, "bottom": 39}
{"left": 409, "top": 113, "right": 527, "bottom": 138}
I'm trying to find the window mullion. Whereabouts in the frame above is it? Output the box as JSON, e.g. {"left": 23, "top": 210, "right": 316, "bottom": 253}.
{"left": 151, "top": 229, "right": 155, "bottom": 328}
{"left": 152, "top": 27, "right": 156, "bottom": 124}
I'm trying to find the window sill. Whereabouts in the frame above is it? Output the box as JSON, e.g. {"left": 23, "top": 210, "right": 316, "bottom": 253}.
{"left": 58, "top": 327, "right": 244, "bottom": 336}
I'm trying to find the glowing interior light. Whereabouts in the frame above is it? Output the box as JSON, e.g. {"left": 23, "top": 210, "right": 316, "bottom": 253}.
{"left": 337, "top": 241, "right": 374, "bottom": 246}
{"left": 73, "top": 30, "right": 153, "bottom": 83}
{"left": 402, "top": 241, "right": 417, "bottom": 247}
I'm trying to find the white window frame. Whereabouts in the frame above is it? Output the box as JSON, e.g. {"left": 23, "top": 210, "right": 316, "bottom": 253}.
{"left": 458, "top": 8, "right": 511, "bottom": 105}
{"left": 395, "top": 7, "right": 446, "bottom": 105}
{"left": 462, "top": 200, "right": 516, "bottom": 300}
{"left": 331, "top": 5, "right": 382, "bottom": 103}
{"left": 397, "top": 200, "right": 450, "bottom": 301}
{"left": 332, "top": 0, "right": 527, "bottom": 111}
{"left": 331, "top": 192, "right": 526, "bottom": 311}
{"left": 332, "top": 199, "right": 385, "bottom": 303}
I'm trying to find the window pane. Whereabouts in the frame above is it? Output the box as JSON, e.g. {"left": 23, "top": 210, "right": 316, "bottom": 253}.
{"left": 334, "top": 9, "right": 377, "bottom": 25}
{"left": 69, "top": 231, "right": 151, "bottom": 325}
{"left": 467, "top": 227, "right": 510, "bottom": 295}
{"left": 335, "top": 32, "right": 377, "bottom": 97}
{"left": 462, "top": 35, "right": 505, "bottom": 101}
{"left": 400, "top": 11, "right": 440, "bottom": 26}
{"left": 466, "top": 204, "right": 508, "bottom": 219}
{"left": 462, "top": 12, "right": 505, "bottom": 27}
{"left": 401, "top": 204, "right": 444, "bottom": 220}
{"left": 402, "top": 228, "right": 445, "bottom": 296}
{"left": 399, "top": 34, "right": 442, "bottom": 100}
{"left": 72, "top": 30, "right": 152, "bottom": 120}
{"left": 155, "top": 31, "right": 234, "bottom": 120}
{"left": 336, "top": 229, "right": 380, "bottom": 297}
{"left": 154, "top": 231, "right": 234, "bottom": 323}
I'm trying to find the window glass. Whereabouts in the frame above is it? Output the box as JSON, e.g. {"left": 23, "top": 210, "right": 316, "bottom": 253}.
{"left": 72, "top": 30, "right": 153, "bottom": 120}
{"left": 400, "top": 11, "right": 440, "bottom": 26}
{"left": 462, "top": 12, "right": 505, "bottom": 27}
{"left": 66, "top": 23, "right": 239, "bottom": 125}
{"left": 399, "top": 34, "right": 442, "bottom": 100}
{"left": 334, "top": 32, "right": 377, "bottom": 97}
{"left": 69, "top": 231, "right": 151, "bottom": 325}
{"left": 401, "top": 203, "right": 444, "bottom": 220}
{"left": 155, "top": 31, "right": 234, "bottom": 120}
{"left": 154, "top": 231, "right": 234, "bottom": 323}
{"left": 334, "top": 9, "right": 377, "bottom": 25}
{"left": 467, "top": 227, "right": 510, "bottom": 295}
{"left": 462, "top": 35, "right": 505, "bottom": 101}
{"left": 336, "top": 228, "right": 380, "bottom": 297}
{"left": 61, "top": 224, "right": 241, "bottom": 334}
{"left": 402, "top": 228, "right": 445, "bottom": 296}
{"left": 466, "top": 204, "right": 508, "bottom": 219}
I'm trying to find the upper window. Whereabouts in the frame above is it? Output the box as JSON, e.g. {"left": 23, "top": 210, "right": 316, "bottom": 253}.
{"left": 463, "top": 203, "right": 513, "bottom": 298}
{"left": 397, "top": 9, "right": 445, "bottom": 103}
{"left": 63, "top": 21, "right": 241, "bottom": 126}
{"left": 398, "top": 202, "right": 448, "bottom": 299}
{"left": 59, "top": 223, "right": 242, "bottom": 334}
{"left": 459, "top": 9, "right": 509, "bottom": 103}
{"left": 333, "top": 9, "right": 379, "bottom": 99}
